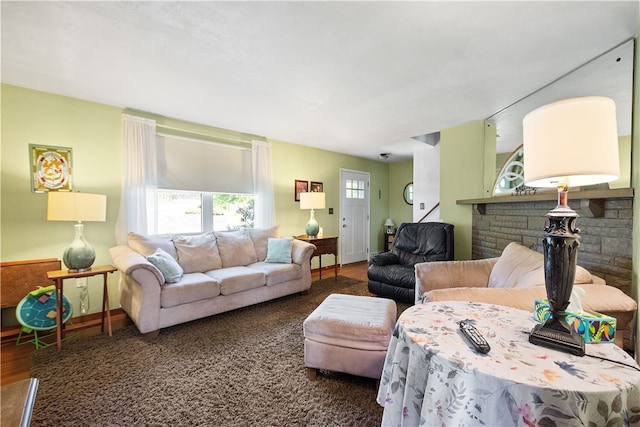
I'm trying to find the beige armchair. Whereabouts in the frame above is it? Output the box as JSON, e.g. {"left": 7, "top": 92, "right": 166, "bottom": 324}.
{"left": 415, "top": 242, "right": 637, "bottom": 349}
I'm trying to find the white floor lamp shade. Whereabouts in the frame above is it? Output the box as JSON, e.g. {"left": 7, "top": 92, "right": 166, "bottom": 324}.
{"left": 47, "top": 192, "right": 107, "bottom": 272}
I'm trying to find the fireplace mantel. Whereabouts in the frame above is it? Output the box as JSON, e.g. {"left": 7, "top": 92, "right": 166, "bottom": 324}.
{"left": 457, "top": 188, "right": 633, "bottom": 217}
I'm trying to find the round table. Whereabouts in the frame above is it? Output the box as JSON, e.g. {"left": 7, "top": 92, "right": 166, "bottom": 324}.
{"left": 376, "top": 301, "right": 640, "bottom": 426}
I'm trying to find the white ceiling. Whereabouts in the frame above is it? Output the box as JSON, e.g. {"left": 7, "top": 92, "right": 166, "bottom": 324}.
{"left": 2, "top": 1, "right": 638, "bottom": 162}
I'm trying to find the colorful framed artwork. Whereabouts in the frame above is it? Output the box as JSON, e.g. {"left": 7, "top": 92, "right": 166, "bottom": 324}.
{"left": 29, "top": 144, "right": 73, "bottom": 192}
{"left": 294, "top": 179, "right": 308, "bottom": 202}
{"left": 310, "top": 181, "right": 323, "bottom": 193}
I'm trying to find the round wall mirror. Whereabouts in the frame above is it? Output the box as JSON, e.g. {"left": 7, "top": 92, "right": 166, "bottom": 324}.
{"left": 403, "top": 182, "right": 413, "bottom": 205}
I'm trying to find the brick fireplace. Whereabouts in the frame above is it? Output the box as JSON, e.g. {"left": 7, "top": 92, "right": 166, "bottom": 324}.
{"left": 466, "top": 190, "right": 634, "bottom": 297}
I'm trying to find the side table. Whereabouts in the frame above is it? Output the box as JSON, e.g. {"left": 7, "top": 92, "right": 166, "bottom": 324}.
{"left": 47, "top": 265, "right": 117, "bottom": 351}
{"left": 294, "top": 235, "right": 338, "bottom": 280}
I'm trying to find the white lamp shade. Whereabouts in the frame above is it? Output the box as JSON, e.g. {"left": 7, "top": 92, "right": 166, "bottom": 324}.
{"left": 47, "top": 192, "right": 107, "bottom": 222}
{"left": 523, "top": 96, "right": 620, "bottom": 188}
{"left": 299, "top": 192, "right": 325, "bottom": 210}
{"left": 384, "top": 218, "right": 395, "bottom": 227}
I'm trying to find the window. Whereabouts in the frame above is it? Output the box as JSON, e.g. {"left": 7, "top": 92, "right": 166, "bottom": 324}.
{"left": 345, "top": 179, "right": 365, "bottom": 199}
{"left": 157, "top": 190, "right": 254, "bottom": 234}
{"left": 154, "top": 133, "right": 255, "bottom": 234}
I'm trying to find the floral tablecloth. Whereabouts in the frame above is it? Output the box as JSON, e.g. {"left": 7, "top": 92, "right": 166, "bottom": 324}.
{"left": 376, "top": 301, "right": 640, "bottom": 426}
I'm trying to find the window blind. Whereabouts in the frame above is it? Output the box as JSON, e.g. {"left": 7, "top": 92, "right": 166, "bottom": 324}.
{"left": 157, "top": 134, "right": 253, "bottom": 194}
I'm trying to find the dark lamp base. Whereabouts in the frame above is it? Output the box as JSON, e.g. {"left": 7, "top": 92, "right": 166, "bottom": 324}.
{"left": 529, "top": 322, "right": 585, "bottom": 356}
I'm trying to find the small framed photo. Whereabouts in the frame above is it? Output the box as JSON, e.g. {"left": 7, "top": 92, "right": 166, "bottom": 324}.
{"left": 29, "top": 144, "right": 73, "bottom": 193}
{"left": 310, "top": 181, "right": 323, "bottom": 193}
{"left": 294, "top": 179, "right": 308, "bottom": 201}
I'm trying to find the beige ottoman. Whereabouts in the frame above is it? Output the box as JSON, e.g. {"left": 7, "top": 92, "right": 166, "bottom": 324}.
{"left": 303, "top": 293, "right": 397, "bottom": 380}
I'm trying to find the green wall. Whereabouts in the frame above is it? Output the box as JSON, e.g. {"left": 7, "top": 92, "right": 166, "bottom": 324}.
{"left": 388, "top": 160, "right": 413, "bottom": 231}
{"left": 1, "top": 84, "right": 390, "bottom": 318}
{"left": 439, "top": 120, "right": 489, "bottom": 260}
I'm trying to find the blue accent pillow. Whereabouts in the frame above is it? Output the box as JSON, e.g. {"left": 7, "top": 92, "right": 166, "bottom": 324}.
{"left": 264, "top": 237, "right": 293, "bottom": 264}
{"left": 147, "top": 248, "right": 184, "bottom": 283}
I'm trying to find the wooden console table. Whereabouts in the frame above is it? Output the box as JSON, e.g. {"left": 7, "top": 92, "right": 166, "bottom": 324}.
{"left": 295, "top": 235, "right": 338, "bottom": 280}
{"left": 47, "top": 265, "right": 117, "bottom": 350}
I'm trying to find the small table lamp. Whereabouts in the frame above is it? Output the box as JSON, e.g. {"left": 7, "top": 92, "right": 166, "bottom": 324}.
{"left": 299, "top": 192, "right": 325, "bottom": 238}
{"left": 523, "top": 96, "right": 619, "bottom": 356}
{"left": 384, "top": 218, "right": 395, "bottom": 234}
{"left": 47, "top": 192, "right": 107, "bottom": 272}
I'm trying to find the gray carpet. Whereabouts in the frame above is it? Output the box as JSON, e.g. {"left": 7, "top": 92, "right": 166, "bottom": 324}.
{"left": 31, "top": 276, "right": 409, "bottom": 426}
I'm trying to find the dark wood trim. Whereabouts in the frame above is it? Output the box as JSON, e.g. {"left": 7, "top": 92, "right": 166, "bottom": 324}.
{"left": 457, "top": 188, "right": 633, "bottom": 205}
{"left": 1, "top": 308, "right": 129, "bottom": 343}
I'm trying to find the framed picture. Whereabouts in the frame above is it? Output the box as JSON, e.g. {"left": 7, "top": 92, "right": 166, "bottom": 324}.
{"left": 310, "top": 181, "right": 323, "bottom": 193}
{"left": 29, "top": 144, "right": 73, "bottom": 193}
{"left": 294, "top": 179, "right": 308, "bottom": 201}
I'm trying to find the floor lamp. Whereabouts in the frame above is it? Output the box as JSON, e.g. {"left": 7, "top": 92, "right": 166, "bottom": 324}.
{"left": 523, "top": 96, "right": 619, "bottom": 356}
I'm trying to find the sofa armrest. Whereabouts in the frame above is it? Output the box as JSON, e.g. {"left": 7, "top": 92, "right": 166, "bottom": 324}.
{"left": 291, "top": 239, "right": 315, "bottom": 265}
{"left": 109, "top": 245, "right": 165, "bottom": 287}
{"left": 415, "top": 258, "right": 498, "bottom": 304}
{"left": 369, "top": 252, "right": 400, "bottom": 266}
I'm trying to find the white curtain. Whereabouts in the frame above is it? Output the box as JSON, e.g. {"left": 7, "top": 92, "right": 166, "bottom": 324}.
{"left": 115, "top": 114, "right": 158, "bottom": 244}
{"left": 252, "top": 140, "right": 276, "bottom": 228}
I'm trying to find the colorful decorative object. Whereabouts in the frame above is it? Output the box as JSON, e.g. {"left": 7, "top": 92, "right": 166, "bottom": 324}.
{"left": 533, "top": 299, "right": 617, "bottom": 344}
{"left": 29, "top": 144, "right": 73, "bottom": 192}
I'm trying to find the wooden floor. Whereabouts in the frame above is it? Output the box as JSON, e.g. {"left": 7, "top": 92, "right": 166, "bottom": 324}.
{"left": 0, "top": 261, "right": 368, "bottom": 387}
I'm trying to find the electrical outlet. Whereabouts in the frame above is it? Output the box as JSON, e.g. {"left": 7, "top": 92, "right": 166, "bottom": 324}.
{"left": 76, "top": 277, "right": 88, "bottom": 288}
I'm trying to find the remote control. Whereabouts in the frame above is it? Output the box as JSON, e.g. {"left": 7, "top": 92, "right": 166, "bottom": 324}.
{"left": 459, "top": 320, "right": 491, "bottom": 354}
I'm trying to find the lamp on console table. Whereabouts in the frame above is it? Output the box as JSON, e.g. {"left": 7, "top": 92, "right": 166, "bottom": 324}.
{"left": 523, "top": 96, "right": 619, "bottom": 356}
{"left": 47, "top": 192, "right": 107, "bottom": 272}
{"left": 299, "top": 192, "right": 325, "bottom": 238}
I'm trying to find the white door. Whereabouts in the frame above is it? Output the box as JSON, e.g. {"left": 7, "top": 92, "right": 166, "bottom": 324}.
{"left": 339, "top": 169, "right": 370, "bottom": 265}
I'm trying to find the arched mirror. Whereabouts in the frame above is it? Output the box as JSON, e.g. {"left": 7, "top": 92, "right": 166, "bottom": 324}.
{"left": 403, "top": 182, "right": 413, "bottom": 205}
{"left": 493, "top": 145, "right": 525, "bottom": 196}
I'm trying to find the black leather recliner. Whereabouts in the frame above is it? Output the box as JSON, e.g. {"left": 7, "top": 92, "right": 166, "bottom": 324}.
{"left": 368, "top": 222, "right": 454, "bottom": 303}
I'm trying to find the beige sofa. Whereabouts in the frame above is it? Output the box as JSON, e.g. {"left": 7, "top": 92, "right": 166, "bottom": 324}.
{"left": 415, "top": 242, "right": 637, "bottom": 349}
{"left": 110, "top": 227, "right": 315, "bottom": 335}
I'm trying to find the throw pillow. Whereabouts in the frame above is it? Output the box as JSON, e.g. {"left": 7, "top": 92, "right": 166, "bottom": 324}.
{"left": 147, "top": 248, "right": 184, "bottom": 284}
{"left": 264, "top": 237, "right": 293, "bottom": 264}
{"left": 517, "top": 264, "right": 593, "bottom": 288}
{"left": 488, "top": 242, "right": 543, "bottom": 288}
{"left": 128, "top": 232, "right": 177, "bottom": 259}
{"left": 248, "top": 226, "right": 280, "bottom": 261}
{"left": 172, "top": 232, "right": 222, "bottom": 273}
{"left": 214, "top": 229, "right": 259, "bottom": 267}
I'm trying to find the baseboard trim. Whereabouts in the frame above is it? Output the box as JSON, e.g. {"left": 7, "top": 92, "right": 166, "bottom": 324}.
{"left": 1, "top": 308, "right": 129, "bottom": 343}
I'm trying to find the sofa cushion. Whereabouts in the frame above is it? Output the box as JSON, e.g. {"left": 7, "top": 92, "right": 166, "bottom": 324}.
{"left": 215, "top": 229, "right": 259, "bottom": 267}
{"left": 206, "top": 266, "right": 266, "bottom": 295}
{"left": 249, "top": 226, "right": 280, "bottom": 261}
{"left": 160, "top": 273, "right": 221, "bottom": 308}
{"left": 128, "top": 232, "right": 177, "bottom": 259}
{"left": 264, "top": 237, "right": 293, "bottom": 264}
{"left": 146, "top": 248, "right": 184, "bottom": 284}
{"left": 488, "top": 242, "right": 543, "bottom": 288}
{"left": 172, "top": 232, "right": 222, "bottom": 274}
{"left": 516, "top": 264, "right": 593, "bottom": 288}
{"left": 248, "top": 262, "right": 302, "bottom": 286}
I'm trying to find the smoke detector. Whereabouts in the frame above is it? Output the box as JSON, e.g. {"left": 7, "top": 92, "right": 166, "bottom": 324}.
{"left": 379, "top": 153, "right": 390, "bottom": 160}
